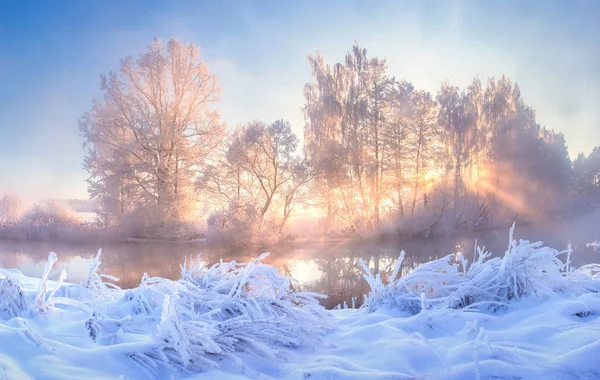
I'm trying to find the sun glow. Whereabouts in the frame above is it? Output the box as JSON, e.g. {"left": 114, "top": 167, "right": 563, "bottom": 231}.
{"left": 466, "top": 162, "right": 542, "bottom": 221}
{"left": 422, "top": 168, "right": 444, "bottom": 190}
{"left": 287, "top": 259, "right": 321, "bottom": 284}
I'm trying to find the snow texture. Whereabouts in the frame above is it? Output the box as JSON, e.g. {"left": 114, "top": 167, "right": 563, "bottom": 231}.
{"left": 360, "top": 224, "right": 600, "bottom": 314}
{"left": 0, "top": 226, "right": 599, "bottom": 379}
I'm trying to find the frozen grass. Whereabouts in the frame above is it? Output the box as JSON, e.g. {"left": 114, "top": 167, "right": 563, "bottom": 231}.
{"left": 0, "top": 226, "right": 599, "bottom": 379}
{"left": 361, "top": 224, "right": 600, "bottom": 314}
{"left": 0, "top": 250, "right": 329, "bottom": 378}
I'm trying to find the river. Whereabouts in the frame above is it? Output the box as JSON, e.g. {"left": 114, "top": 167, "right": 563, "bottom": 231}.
{"left": 1, "top": 215, "right": 599, "bottom": 308}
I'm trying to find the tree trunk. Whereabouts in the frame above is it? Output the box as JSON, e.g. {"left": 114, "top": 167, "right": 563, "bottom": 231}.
{"left": 453, "top": 137, "right": 462, "bottom": 225}
{"left": 373, "top": 107, "right": 381, "bottom": 231}
{"left": 411, "top": 130, "right": 423, "bottom": 217}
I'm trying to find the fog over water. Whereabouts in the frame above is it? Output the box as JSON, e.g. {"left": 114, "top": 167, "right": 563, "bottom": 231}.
{"left": 1, "top": 209, "right": 598, "bottom": 308}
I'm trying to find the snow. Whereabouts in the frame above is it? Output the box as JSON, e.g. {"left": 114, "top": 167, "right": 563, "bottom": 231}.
{"left": 1, "top": 227, "right": 600, "bottom": 379}
{"left": 587, "top": 241, "right": 600, "bottom": 252}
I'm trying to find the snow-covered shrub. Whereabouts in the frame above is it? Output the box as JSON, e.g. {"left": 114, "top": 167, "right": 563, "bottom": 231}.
{"left": 0, "top": 200, "right": 95, "bottom": 241}
{"left": 0, "top": 246, "right": 327, "bottom": 373}
{"left": 206, "top": 200, "right": 262, "bottom": 246}
{"left": 0, "top": 252, "right": 69, "bottom": 316}
{"left": 85, "top": 312, "right": 103, "bottom": 342}
{"left": 0, "top": 276, "right": 28, "bottom": 317}
{"left": 181, "top": 253, "right": 328, "bottom": 341}
{"left": 587, "top": 241, "right": 600, "bottom": 252}
{"left": 18, "top": 250, "right": 329, "bottom": 373}
{"left": 146, "top": 220, "right": 201, "bottom": 241}
{"left": 121, "top": 253, "right": 329, "bottom": 372}
{"left": 133, "top": 294, "right": 223, "bottom": 371}
{"left": 0, "top": 193, "right": 23, "bottom": 225}
{"left": 362, "top": 224, "right": 600, "bottom": 313}
{"left": 86, "top": 249, "right": 120, "bottom": 296}
{"left": 34, "top": 252, "right": 65, "bottom": 312}
{"left": 22, "top": 200, "right": 81, "bottom": 228}
{"left": 119, "top": 207, "right": 201, "bottom": 240}
{"left": 119, "top": 207, "right": 155, "bottom": 239}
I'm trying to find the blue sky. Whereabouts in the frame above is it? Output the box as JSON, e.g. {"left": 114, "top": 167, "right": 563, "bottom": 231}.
{"left": 1, "top": 0, "right": 599, "bottom": 203}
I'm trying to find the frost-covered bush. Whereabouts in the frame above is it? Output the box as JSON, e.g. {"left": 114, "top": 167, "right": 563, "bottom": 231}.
{"left": 587, "top": 241, "right": 600, "bottom": 252}
{"left": 144, "top": 220, "right": 201, "bottom": 241}
{"left": 85, "top": 249, "right": 121, "bottom": 295}
{"left": 0, "top": 193, "right": 23, "bottom": 225}
{"left": 206, "top": 200, "right": 257, "bottom": 241}
{"left": 179, "top": 253, "right": 328, "bottom": 330}
{"left": 0, "top": 276, "right": 28, "bottom": 317}
{"left": 119, "top": 207, "right": 201, "bottom": 241}
{"left": 0, "top": 252, "right": 69, "bottom": 316}
{"left": 119, "top": 253, "right": 329, "bottom": 372}
{"left": 362, "top": 224, "right": 600, "bottom": 314}
{"left": 9, "top": 250, "right": 328, "bottom": 374}
{"left": 34, "top": 252, "right": 66, "bottom": 312}
{"left": 22, "top": 200, "right": 81, "bottom": 227}
{"left": 206, "top": 200, "right": 273, "bottom": 246}
{"left": 118, "top": 208, "right": 154, "bottom": 239}
{"left": 0, "top": 200, "right": 102, "bottom": 241}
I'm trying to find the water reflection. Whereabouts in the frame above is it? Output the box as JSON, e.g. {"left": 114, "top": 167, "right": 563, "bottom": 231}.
{"left": 0, "top": 223, "right": 598, "bottom": 309}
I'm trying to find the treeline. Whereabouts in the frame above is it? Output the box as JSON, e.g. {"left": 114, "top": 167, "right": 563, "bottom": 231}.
{"left": 79, "top": 39, "right": 315, "bottom": 241}
{"left": 573, "top": 148, "right": 600, "bottom": 200}
{"left": 0, "top": 197, "right": 109, "bottom": 241}
{"left": 302, "top": 45, "right": 574, "bottom": 236}
{"left": 16, "top": 38, "right": 595, "bottom": 243}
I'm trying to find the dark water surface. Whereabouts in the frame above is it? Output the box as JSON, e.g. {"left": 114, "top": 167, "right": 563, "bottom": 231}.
{"left": 1, "top": 217, "right": 599, "bottom": 308}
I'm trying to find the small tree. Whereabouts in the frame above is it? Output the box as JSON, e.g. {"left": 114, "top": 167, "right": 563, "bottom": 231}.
{"left": 227, "top": 119, "right": 299, "bottom": 220}
{"left": 279, "top": 159, "right": 316, "bottom": 232}
{"left": 200, "top": 119, "right": 310, "bottom": 239}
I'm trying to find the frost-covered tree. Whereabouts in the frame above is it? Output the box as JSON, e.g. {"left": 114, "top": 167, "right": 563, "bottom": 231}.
{"left": 197, "top": 126, "right": 255, "bottom": 208}
{"left": 382, "top": 81, "right": 415, "bottom": 218}
{"left": 278, "top": 158, "right": 316, "bottom": 232}
{"left": 304, "top": 44, "right": 574, "bottom": 236}
{"left": 225, "top": 120, "right": 299, "bottom": 220}
{"left": 406, "top": 91, "right": 440, "bottom": 216}
{"left": 572, "top": 147, "right": 600, "bottom": 200}
{"left": 200, "top": 120, "right": 308, "bottom": 241}
{"left": 437, "top": 81, "right": 474, "bottom": 223}
{"left": 304, "top": 44, "right": 398, "bottom": 232}
{"left": 80, "top": 38, "right": 225, "bottom": 226}
{"left": 0, "top": 193, "right": 23, "bottom": 224}
{"left": 303, "top": 52, "right": 347, "bottom": 227}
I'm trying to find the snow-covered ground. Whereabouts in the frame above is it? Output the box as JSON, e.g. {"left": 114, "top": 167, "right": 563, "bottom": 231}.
{"left": 1, "top": 226, "right": 600, "bottom": 380}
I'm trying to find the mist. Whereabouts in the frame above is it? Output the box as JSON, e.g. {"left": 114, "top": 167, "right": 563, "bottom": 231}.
{"left": 2, "top": 3, "right": 600, "bottom": 379}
